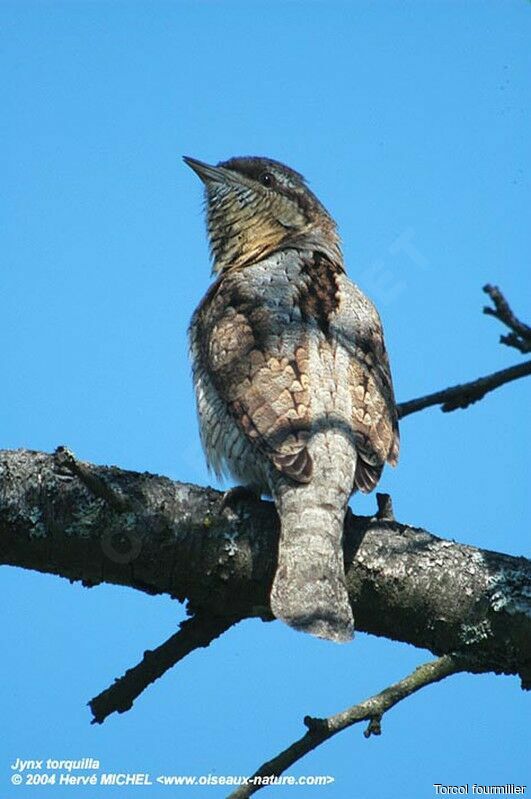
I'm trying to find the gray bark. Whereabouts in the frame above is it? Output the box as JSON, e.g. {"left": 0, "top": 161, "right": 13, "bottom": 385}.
{"left": 1, "top": 448, "right": 529, "bottom": 688}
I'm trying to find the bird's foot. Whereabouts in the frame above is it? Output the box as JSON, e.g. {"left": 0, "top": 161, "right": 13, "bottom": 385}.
{"left": 220, "top": 485, "right": 261, "bottom": 514}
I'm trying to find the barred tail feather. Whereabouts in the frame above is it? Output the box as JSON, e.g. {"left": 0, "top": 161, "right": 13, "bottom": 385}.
{"left": 270, "top": 506, "right": 354, "bottom": 643}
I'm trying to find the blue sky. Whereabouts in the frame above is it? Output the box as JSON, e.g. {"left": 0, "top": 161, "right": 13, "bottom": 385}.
{"left": 1, "top": 1, "right": 530, "bottom": 797}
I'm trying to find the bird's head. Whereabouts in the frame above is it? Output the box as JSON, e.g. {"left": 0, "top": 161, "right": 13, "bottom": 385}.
{"left": 183, "top": 155, "right": 342, "bottom": 273}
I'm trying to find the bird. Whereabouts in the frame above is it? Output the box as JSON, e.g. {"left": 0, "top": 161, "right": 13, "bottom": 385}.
{"left": 184, "top": 155, "right": 399, "bottom": 643}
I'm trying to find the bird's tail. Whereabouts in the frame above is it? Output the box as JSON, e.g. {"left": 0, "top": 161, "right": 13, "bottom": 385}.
{"left": 270, "top": 495, "right": 354, "bottom": 643}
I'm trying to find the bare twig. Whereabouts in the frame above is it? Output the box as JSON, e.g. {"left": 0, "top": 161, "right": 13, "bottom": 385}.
{"left": 89, "top": 613, "right": 240, "bottom": 724}
{"left": 397, "top": 360, "right": 531, "bottom": 419}
{"left": 227, "top": 655, "right": 467, "bottom": 799}
{"left": 483, "top": 284, "right": 531, "bottom": 354}
{"left": 398, "top": 285, "right": 530, "bottom": 418}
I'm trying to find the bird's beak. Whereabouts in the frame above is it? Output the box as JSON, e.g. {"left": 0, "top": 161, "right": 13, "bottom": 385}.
{"left": 183, "top": 156, "right": 230, "bottom": 185}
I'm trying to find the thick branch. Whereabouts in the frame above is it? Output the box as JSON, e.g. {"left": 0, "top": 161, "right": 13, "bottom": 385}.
{"left": 1, "top": 449, "right": 529, "bottom": 692}
{"left": 228, "top": 655, "right": 465, "bottom": 799}
{"left": 397, "top": 360, "right": 531, "bottom": 418}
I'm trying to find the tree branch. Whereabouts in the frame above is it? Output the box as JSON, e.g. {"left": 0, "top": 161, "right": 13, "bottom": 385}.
{"left": 1, "top": 449, "right": 529, "bottom": 705}
{"left": 397, "top": 360, "right": 531, "bottom": 418}
{"left": 89, "top": 612, "right": 241, "bottom": 724}
{"left": 483, "top": 284, "right": 531, "bottom": 354}
{"left": 227, "top": 654, "right": 466, "bottom": 799}
{"left": 397, "top": 285, "right": 530, "bottom": 417}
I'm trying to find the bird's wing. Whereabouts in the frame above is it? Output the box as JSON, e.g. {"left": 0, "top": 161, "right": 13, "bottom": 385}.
{"left": 334, "top": 274, "right": 400, "bottom": 493}
{"left": 192, "top": 270, "right": 314, "bottom": 483}
{"left": 193, "top": 259, "right": 399, "bottom": 491}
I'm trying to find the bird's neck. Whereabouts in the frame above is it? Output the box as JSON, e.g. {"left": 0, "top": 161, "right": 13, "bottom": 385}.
{"left": 212, "top": 224, "right": 343, "bottom": 275}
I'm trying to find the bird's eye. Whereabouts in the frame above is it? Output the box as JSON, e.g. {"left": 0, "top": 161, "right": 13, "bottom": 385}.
{"left": 259, "top": 172, "right": 275, "bottom": 188}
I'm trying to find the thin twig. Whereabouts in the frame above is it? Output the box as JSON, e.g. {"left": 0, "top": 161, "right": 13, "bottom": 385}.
{"left": 89, "top": 613, "right": 241, "bottom": 724}
{"left": 398, "top": 285, "right": 530, "bottom": 418}
{"left": 227, "top": 655, "right": 467, "bottom": 799}
{"left": 483, "top": 284, "right": 531, "bottom": 354}
{"left": 397, "top": 360, "right": 531, "bottom": 419}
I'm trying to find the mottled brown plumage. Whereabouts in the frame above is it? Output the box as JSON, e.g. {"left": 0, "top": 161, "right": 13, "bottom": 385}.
{"left": 185, "top": 155, "right": 399, "bottom": 641}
